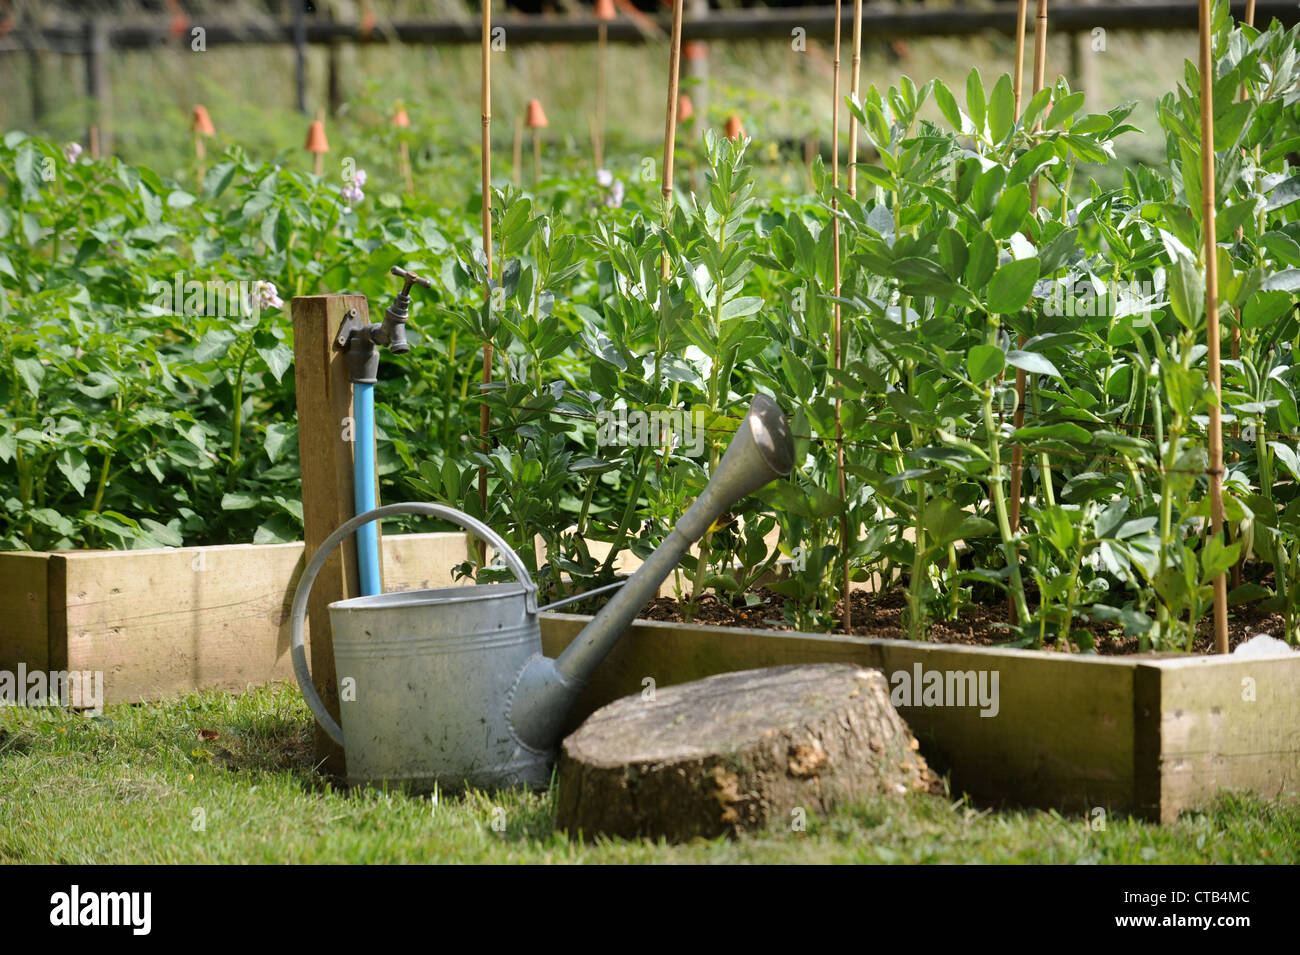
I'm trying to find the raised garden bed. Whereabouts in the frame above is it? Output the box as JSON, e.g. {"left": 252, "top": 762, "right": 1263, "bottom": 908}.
{"left": 2, "top": 537, "right": 1294, "bottom": 824}
{"left": 541, "top": 613, "right": 1300, "bottom": 824}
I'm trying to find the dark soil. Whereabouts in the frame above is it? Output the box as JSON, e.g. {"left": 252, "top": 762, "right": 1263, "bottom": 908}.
{"left": 636, "top": 587, "right": 1291, "bottom": 656}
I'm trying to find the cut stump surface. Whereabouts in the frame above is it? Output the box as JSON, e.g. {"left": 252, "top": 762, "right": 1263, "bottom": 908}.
{"left": 556, "top": 663, "right": 941, "bottom": 842}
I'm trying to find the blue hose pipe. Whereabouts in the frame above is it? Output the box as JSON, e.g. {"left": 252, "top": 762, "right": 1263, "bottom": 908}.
{"left": 352, "top": 383, "right": 381, "bottom": 596}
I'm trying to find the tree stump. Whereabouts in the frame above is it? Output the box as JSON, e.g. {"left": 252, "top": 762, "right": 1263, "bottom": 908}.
{"left": 556, "top": 664, "right": 941, "bottom": 842}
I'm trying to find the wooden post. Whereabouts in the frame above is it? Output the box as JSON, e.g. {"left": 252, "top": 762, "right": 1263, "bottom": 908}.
{"left": 1069, "top": 0, "right": 1098, "bottom": 105}
{"left": 513, "top": 115, "right": 523, "bottom": 185}
{"left": 685, "top": 0, "right": 711, "bottom": 128}
{"left": 328, "top": 42, "right": 344, "bottom": 116}
{"left": 293, "top": 0, "right": 308, "bottom": 114}
{"left": 292, "top": 294, "right": 372, "bottom": 773}
{"left": 84, "top": 18, "right": 112, "bottom": 157}
{"left": 28, "top": 47, "right": 45, "bottom": 125}
{"left": 596, "top": 20, "right": 608, "bottom": 169}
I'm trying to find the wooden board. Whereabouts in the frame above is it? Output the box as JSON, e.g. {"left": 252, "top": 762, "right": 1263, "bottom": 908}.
{"left": 874, "top": 641, "right": 1137, "bottom": 813}
{"left": 54, "top": 542, "right": 306, "bottom": 701}
{"left": 381, "top": 532, "right": 471, "bottom": 592}
{"left": 35, "top": 535, "right": 470, "bottom": 705}
{"left": 0, "top": 552, "right": 49, "bottom": 674}
{"left": 1138, "top": 654, "right": 1300, "bottom": 822}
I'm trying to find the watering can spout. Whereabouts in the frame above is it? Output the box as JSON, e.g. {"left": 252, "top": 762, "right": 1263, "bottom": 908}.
{"left": 508, "top": 393, "right": 795, "bottom": 751}
{"left": 290, "top": 394, "right": 795, "bottom": 789}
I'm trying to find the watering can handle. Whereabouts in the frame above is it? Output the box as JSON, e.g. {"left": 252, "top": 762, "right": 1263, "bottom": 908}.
{"left": 289, "top": 501, "right": 538, "bottom": 746}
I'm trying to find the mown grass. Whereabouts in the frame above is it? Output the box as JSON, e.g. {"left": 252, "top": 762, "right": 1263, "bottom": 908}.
{"left": 0, "top": 684, "right": 1294, "bottom": 864}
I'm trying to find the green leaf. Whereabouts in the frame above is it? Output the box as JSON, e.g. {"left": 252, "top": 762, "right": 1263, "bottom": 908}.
{"left": 966, "top": 68, "right": 987, "bottom": 134}
{"left": 938, "top": 228, "right": 969, "bottom": 280}
{"left": 194, "top": 330, "right": 236, "bottom": 364}
{"left": 202, "top": 161, "right": 237, "bottom": 199}
{"left": 921, "top": 498, "right": 967, "bottom": 548}
{"left": 967, "top": 344, "right": 1005, "bottom": 383}
{"left": 990, "top": 184, "right": 1031, "bottom": 239}
{"left": 57, "top": 448, "right": 91, "bottom": 496}
{"left": 718, "top": 296, "right": 763, "bottom": 322}
{"left": 13, "top": 356, "right": 44, "bottom": 397}
{"left": 264, "top": 422, "right": 294, "bottom": 464}
{"left": 965, "top": 231, "right": 998, "bottom": 290}
{"left": 256, "top": 343, "right": 293, "bottom": 383}
{"left": 1037, "top": 227, "right": 1079, "bottom": 273}
{"left": 254, "top": 514, "right": 300, "bottom": 544}
{"left": 1088, "top": 604, "right": 1153, "bottom": 636}
{"left": 1200, "top": 537, "right": 1241, "bottom": 582}
{"left": 1006, "top": 349, "right": 1062, "bottom": 378}
{"left": 1266, "top": 174, "right": 1300, "bottom": 212}
{"left": 1012, "top": 422, "right": 1092, "bottom": 444}
{"left": 933, "top": 80, "right": 964, "bottom": 131}
{"left": 260, "top": 207, "right": 291, "bottom": 253}
{"left": 221, "top": 492, "right": 262, "bottom": 510}
{"left": 1269, "top": 441, "right": 1300, "bottom": 482}
{"left": 986, "top": 257, "right": 1040, "bottom": 313}
{"left": 1008, "top": 142, "right": 1059, "bottom": 186}
{"left": 15, "top": 143, "right": 43, "bottom": 202}
{"left": 1166, "top": 252, "right": 1204, "bottom": 329}
{"left": 1045, "top": 90, "right": 1086, "bottom": 129}
{"left": 987, "top": 74, "right": 1016, "bottom": 143}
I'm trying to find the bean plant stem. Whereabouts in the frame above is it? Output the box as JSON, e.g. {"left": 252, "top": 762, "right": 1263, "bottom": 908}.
{"left": 479, "top": 0, "right": 494, "bottom": 560}
{"left": 226, "top": 341, "right": 253, "bottom": 488}
{"left": 831, "top": 0, "right": 850, "bottom": 631}
{"left": 983, "top": 385, "right": 1033, "bottom": 627}
{"left": 1199, "top": 0, "right": 1230, "bottom": 653}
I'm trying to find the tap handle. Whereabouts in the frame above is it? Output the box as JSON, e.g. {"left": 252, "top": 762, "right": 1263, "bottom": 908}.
{"left": 391, "top": 266, "right": 433, "bottom": 297}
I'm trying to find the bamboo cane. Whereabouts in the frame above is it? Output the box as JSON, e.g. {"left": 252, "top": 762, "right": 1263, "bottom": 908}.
{"left": 832, "top": 0, "right": 850, "bottom": 631}
{"left": 1013, "top": 0, "right": 1028, "bottom": 116}
{"left": 398, "top": 140, "right": 414, "bottom": 195}
{"left": 1200, "top": 0, "right": 1230, "bottom": 654}
{"left": 661, "top": 0, "right": 684, "bottom": 273}
{"left": 847, "top": 0, "right": 863, "bottom": 198}
{"left": 479, "top": 0, "right": 494, "bottom": 538}
{"left": 393, "top": 104, "right": 414, "bottom": 195}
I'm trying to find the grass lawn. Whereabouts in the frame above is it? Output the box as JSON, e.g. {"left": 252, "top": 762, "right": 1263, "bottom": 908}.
{"left": 0, "top": 684, "right": 1294, "bottom": 864}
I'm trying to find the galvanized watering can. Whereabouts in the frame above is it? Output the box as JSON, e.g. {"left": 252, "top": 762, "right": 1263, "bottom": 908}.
{"left": 289, "top": 394, "right": 795, "bottom": 790}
